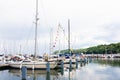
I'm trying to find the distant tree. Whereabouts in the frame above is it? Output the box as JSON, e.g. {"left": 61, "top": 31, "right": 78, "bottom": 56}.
{"left": 54, "top": 42, "right": 120, "bottom": 54}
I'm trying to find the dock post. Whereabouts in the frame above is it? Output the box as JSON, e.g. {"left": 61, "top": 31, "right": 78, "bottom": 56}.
{"left": 61, "top": 60, "right": 64, "bottom": 69}
{"left": 89, "top": 57, "right": 92, "bottom": 63}
{"left": 83, "top": 58, "right": 86, "bottom": 66}
{"left": 61, "top": 60, "right": 64, "bottom": 75}
{"left": 21, "top": 66, "right": 27, "bottom": 80}
{"left": 46, "top": 71, "right": 50, "bottom": 80}
{"left": 69, "top": 59, "right": 72, "bottom": 71}
{"left": 46, "top": 62, "right": 50, "bottom": 72}
{"left": 80, "top": 62, "right": 83, "bottom": 67}
{"left": 76, "top": 59, "right": 78, "bottom": 69}
{"left": 69, "top": 59, "right": 72, "bottom": 68}
{"left": 84, "top": 58, "right": 86, "bottom": 63}
{"left": 80, "top": 58, "right": 82, "bottom": 63}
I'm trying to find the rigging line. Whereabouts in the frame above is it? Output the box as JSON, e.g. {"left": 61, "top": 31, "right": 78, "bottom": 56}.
{"left": 39, "top": 0, "right": 49, "bottom": 27}
{"left": 52, "top": 23, "right": 66, "bottom": 50}
{"left": 50, "top": 28, "right": 53, "bottom": 54}
{"left": 52, "top": 25, "right": 60, "bottom": 48}
{"left": 21, "top": 24, "right": 34, "bottom": 54}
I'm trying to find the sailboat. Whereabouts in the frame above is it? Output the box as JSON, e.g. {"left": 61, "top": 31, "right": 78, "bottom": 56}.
{"left": 9, "top": 0, "right": 57, "bottom": 69}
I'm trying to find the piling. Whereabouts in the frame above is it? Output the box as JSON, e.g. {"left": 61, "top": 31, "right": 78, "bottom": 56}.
{"left": 86, "top": 58, "right": 88, "bottom": 63}
{"left": 76, "top": 59, "right": 78, "bottom": 69}
{"left": 80, "top": 62, "right": 83, "bottom": 67}
{"left": 61, "top": 60, "right": 64, "bottom": 69}
{"left": 46, "top": 62, "right": 50, "bottom": 72}
{"left": 61, "top": 60, "right": 64, "bottom": 75}
{"left": 46, "top": 72, "right": 50, "bottom": 80}
{"left": 69, "top": 59, "right": 72, "bottom": 71}
{"left": 89, "top": 58, "right": 92, "bottom": 63}
{"left": 69, "top": 59, "right": 72, "bottom": 68}
{"left": 21, "top": 66, "right": 27, "bottom": 80}
{"left": 84, "top": 58, "right": 86, "bottom": 63}
{"left": 80, "top": 58, "right": 82, "bottom": 63}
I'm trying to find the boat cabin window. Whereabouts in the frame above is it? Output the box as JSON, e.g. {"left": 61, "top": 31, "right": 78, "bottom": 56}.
{"left": 23, "top": 60, "right": 31, "bottom": 62}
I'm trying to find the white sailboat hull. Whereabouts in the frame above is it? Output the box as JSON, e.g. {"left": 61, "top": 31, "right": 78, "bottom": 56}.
{"left": 9, "top": 61, "right": 57, "bottom": 69}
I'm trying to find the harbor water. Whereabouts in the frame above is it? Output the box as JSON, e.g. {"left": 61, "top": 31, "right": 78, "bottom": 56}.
{"left": 0, "top": 59, "right": 120, "bottom": 80}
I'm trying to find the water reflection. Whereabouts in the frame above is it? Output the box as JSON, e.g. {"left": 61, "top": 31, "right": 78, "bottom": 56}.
{"left": 46, "top": 72, "right": 50, "bottom": 80}
{"left": 65, "top": 59, "right": 119, "bottom": 80}
{"left": 8, "top": 63, "right": 85, "bottom": 80}
{"left": 3, "top": 59, "right": 120, "bottom": 80}
{"left": 61, "top": 62, "right": 87, "bottom": 80}
{"left": 74, "top": 59, "right": 120, "bottom": 80}
{"left": 9, "top": 69, "right": 60, "bottom": 80}
{"left": 94, "top": 58, "right": 120, "bottom": 67}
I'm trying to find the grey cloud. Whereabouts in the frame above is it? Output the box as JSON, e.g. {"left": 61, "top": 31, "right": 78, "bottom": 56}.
{"left": 0, "top": 25, "right": 34, "bottom": 40}
{"left": 94, "top": 23, "right": 120, "bottom": 43}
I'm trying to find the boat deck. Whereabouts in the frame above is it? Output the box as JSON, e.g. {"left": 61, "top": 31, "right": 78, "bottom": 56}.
{"left": 0, "top": 62, "right": 10, "bottom": 69}
{"left": 0, "top": 64, "right": 9, "bottom": 68}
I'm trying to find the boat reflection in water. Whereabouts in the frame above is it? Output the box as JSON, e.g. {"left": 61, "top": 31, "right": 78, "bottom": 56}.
{"left": 95, "top": 58, "right": 120, "bottom": 67}
{"left": 8, "top": 69, "right": 63, "bottom": 80}
{"left": 8, "top": 63, "right": 79, "bottom": 80}
{"left": 1, "top": 59, "right": 120, "bottom": 80}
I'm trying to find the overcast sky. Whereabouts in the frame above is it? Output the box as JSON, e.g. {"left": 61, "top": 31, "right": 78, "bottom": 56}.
{"left": 0, "top": 0, "right": 120, "bottom": 55}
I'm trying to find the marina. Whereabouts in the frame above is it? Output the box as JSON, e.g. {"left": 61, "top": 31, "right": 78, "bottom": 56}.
{"left": 0, "top": 0, "right": 120, "bottom": 80}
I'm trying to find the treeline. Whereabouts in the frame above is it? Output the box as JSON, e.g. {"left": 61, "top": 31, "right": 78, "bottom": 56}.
{"left": 54, "top": 42, "right": 120, "bottom": 54}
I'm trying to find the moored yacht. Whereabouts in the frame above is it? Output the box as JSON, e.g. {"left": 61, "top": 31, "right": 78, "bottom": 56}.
{"left": 8, "top": 0, "right": 57, "bottom": 69}
{"left": 9, "top": 58, "right": 57, "bottom": 69}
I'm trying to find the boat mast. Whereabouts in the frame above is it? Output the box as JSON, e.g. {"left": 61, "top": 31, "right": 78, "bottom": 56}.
{"left": 34, "top": 0, "right": 38, "bottom": 59}
{"left": 50, "top": 28, "right": 54, "bottom": 54}
{"left": 68, "top": 19, "right": 71, "bottom": 56}
{"left": 58, "top": 24, "right": 61, "bottom": 54}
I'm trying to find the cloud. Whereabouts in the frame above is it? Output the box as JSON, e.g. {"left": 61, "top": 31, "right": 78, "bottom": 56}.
{"left": 74, "top": 63, "right": 120, "bottom": 80}
{"left": 0, "top": 25, "right": 34, "bottom": 40}
{"left": 94, "top": 23, "right": 120, "bottom": 43}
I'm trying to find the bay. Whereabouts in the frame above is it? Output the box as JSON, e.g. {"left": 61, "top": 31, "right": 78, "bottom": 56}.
{"left": 0, "top": 59, "right": 120, "bottom": 80}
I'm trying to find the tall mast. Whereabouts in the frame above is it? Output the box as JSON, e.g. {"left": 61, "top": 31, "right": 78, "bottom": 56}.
{"left": 34, "top": 0, "right": 38, "bottom": 59}
{"left": 68, "top": 19, "right": 71, "bottom": 56}
{"left": 50, "top": 28, "right": 53, "bottom": 54}
{"left": 58, "top": 23, "right": 61, "bottom": 54}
